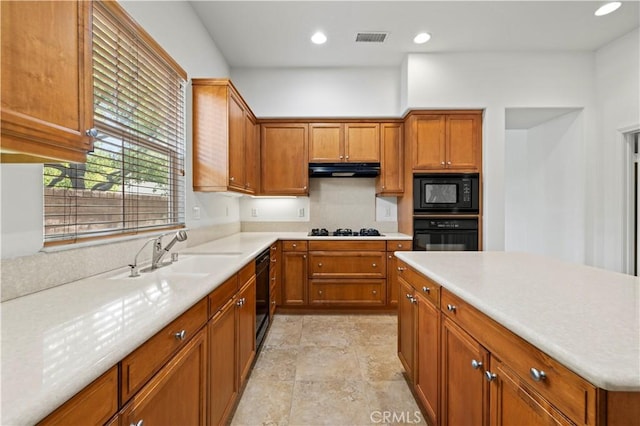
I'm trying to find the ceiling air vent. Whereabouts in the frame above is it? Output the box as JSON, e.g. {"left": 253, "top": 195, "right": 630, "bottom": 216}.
{"left": 355, "top": 32, "right": 388, "bottom": 43}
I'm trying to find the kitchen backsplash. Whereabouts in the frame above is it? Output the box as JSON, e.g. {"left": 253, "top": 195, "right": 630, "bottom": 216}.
{"left": 0, "top": 222, "right": 240, "bottom": 302}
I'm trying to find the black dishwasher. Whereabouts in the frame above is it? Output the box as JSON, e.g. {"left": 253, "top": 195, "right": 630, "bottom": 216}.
{"left": 255, "top": 248, "right": 270, "bottom": 349}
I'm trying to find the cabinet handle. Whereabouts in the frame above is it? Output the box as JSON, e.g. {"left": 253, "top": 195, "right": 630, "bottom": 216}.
{"left": 85, "top": 128, "right": 98, "bottom": 138}
{"left": 339, "top": 155, "right": 344, "bottom": 159}
{"left": 441, "top": 161, "right": 445, "bottom": 166}
{"left": 271, "top": 277, "right": 276, "bottom": 282}
{"left": 318, "top": 262, "right": 323, "bottom": 267}
{"left": 372, "top": 263, "right": 377, "bottom": 268}
{"left": 318, "top": 290, "right": 323, "bottom": 295}
{"left": 346, "top": 155, "right": 349, "bottom": 159}
{"left": 174, "top": 330, "right": 186, "bottom": 341}
{"left": 272, "top": 300, "right": 276, "bottom": 305}
{"left": 485, "top": 371, "right": 497, "bottom": 382}
{"left": 422, "top": 286, "right": 430, "bottom": 293}
{"left": 388, "top": 255, "right": 393, "bottom": 259}
{"left": 446, "top": 304, "right": 457, "bottom": 313}
{"left": 372, "top": 290, "right": 377, "bottom": 295}
{"left": 471, "top": 359, "right": 483, "bottom": 369}
{"left": 447, "top": 161, "right": 452, "bottom": 165}
{"left": 398, "top": 244, "right": 403, "bottom": 248}
{"left": 236, "top": 299, "right": 243, "bottom": 307}
{"left": 303, "top": 255, "right": 307, "bottom": 259}
{"left": 130, "top": 420, "right": 144, "bottom": 426}
{"left": 411, "top": 297, "right": 418, "bottom": 304}
{"left": 271, "top": 259, "right": 277, "bottom": 263}
{"left": 406, "top": 293, "right": 413, "bottom": 300}
{"left": 230, "top": 176, "right": 235, "bottom": 181}
{"left": 292, "top": 243, "right": 297, "bottom": 248}
{"left": 530, "top": 368, "right": 547, "bottom": 382}
{"left": 271, "top": 246, "right": 276, "bottom": 250}
{"left": 397, "top": 267, "right": 406, "bottom": 272}
{"left": 303, "top": 186, "right": 307, "bottom": 190}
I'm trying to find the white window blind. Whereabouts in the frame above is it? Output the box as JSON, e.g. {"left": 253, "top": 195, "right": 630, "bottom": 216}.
{"left": 44, "top": 0, "right": 187, "bottom": 244}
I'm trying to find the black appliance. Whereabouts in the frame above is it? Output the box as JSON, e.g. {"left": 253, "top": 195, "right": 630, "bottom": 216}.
{"left": 308, "top": 228, "right": 383, "bottom": 237}
{"left": 414, "top": 173, "right": 479, "bottom": 213}
{"left": 255, "top": 248, "right": 270, "bottom": 349}
{"left": 413, "top": 218, "right": 478, "bottom": 251}
{"left": 309, "top": 162, "right": 380, "bottom": 178}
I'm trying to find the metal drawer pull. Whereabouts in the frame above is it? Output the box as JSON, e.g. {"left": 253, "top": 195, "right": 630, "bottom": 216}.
{"left": 471, "top": 359, "right": 483, "bottom": 369}
{"left": 174, "top": 330, "right": 186, "bottom": 341}
{"left": 485, "top": 371, "right": 497, "bottom": 382}
{"left": 372, "top": 290, "right": 377, "bottom": 295}
{"left": 318, "top": 262, "right": 323, "bottom": 267}
{"left": 530, "top": 368, "right": 547, "bottom": 382}
{"left": 422, "top": 286, "right": 430, "bottom": 293}
{"left": 411, "top": 297, "right": 418, "bottom": 304}
{"left": 130, "top": 420, "right": 144, "bottom": 426}
{"left": 398, "top": 244, "right": 403, "bottom": 248}
{"left": 406, "top": 294, "right": 413, "bottom": 300}
{"left": 372, "top": 263, "right": 377, "bottom": 267}
{"left": 86, "top": 128, "right": 98, "bottom": 137}
{"left": 446, "top": 304, "right": 457, "bottom": 313}
{"left": 397, "top": 267, "right": 406, "bottom": 271}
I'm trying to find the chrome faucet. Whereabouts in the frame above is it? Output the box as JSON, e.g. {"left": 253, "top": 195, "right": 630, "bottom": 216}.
{"left": 129, "top": 230, "right": 188, "bottom": 277}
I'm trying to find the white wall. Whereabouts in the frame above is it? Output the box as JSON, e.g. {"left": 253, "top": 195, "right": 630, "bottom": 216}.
{"left": 405, "top": 52, "right": 597, "bottom": 253}
{"left": 505, "top": 111, "right": 586, "bottom": 264}
{"left": 593, "top": 28, "right": 640, "bottom": 272}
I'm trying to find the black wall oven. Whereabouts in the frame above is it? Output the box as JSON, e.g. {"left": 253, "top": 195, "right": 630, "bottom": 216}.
{"left": 413, "top": 218, "right": 478, "bottom": 251}
{"left": 414, "top": 173, "right": 479, "bottom": 214}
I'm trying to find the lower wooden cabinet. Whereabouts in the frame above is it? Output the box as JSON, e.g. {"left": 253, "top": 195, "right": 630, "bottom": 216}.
{"left": 386, "top": 240, "right": 411, "bottom": 306}
{"left": 414, "top": 291, "right": 440, "bottom": 426}
{"left": 441, "top": 316, "right": 490, "bottom": 426}
{"left": 309, "top": 279, "right": 385, "bottom": 305}
{"left": 282, "top": 241, "right": 308, "bottom": 306}
{"left": 118, "top": 328, "right": 207, "bottom": 426}
{"left": 238, "top": 276, "right": 257, "bottom": 384}
{"left": 397, "top": 277, "right": 416, "bottom": 381}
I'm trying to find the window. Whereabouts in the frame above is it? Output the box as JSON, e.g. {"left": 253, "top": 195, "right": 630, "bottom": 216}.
{"left": 44, "top": 1, "right": 187, "bottom": 244}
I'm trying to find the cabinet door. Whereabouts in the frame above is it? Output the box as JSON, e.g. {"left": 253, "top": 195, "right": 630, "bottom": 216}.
{"left": 228, "top": 92, "right": 246, "bottom": 190}
{"left": 397, "top": 277, "right": 415, "bottom": 380}
{"left": 244, "top": 115, "right": 259, "bottom": 194}
{"left": 120, "top": 328, "right": 207, "bottom": 426}
{"left": 446, "top": 114, "right": 480, "bottom": 171}
{"left": 441, "top": 317, "right": 490, "bottom": 426}
{"left": 489, "top": 359, "right": 573, "bottom": 426}
{"left": 412, "top": 115, "right": 446, "bottom": 170}
{"left": 208, "top": 298, "right": 238, "bottom": 426}
{"left": 345, "top": 123, "right": 380, "bottom": 162}
{"left": 1, "top": 0, "right": 93, "bottom": 163}
{"left": 282, "top": 251, "right": 307, "bottom": 305}
{"left": 377, "top": 123, "right": 404, "bottom": 195}
{"left": 261, "top": 123, "right": 309, "bottom": 195}
{"left": 309, "top": 123, "right": 343, "bottom": 162}
{"left": 414, "top": 292, "right": 440, "bottom": 426}
{"left": 237, "top": 276, "right": 256, "bottom": 385}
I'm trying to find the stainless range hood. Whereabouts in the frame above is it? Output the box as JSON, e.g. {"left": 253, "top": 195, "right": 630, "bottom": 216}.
{"left": 309, "top": 162, "right": 380, "bottom": 178}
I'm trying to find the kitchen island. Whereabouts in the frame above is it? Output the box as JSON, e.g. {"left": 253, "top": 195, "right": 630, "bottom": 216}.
{"left": 395, "top": 251, "right": 639, "bottom": 425}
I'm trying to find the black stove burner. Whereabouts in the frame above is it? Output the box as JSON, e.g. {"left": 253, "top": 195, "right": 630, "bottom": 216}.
{"left": 308, "top": 227, "right": 382, "bottom": 237}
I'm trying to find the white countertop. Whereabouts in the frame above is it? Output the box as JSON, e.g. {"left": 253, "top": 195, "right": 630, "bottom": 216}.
{"left": 0, "top": 231, "right": 411, "bottom": 425}
{"left": 395, "top": 251, "right": 640, "bottom": 392}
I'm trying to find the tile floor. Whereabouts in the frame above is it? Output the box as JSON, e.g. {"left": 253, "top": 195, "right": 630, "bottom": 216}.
{"left": 231, "top": 314, "right": 427, "bottom": 426}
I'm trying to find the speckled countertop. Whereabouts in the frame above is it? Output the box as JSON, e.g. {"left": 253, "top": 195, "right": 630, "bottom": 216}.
{"left": 395, "top": 251, "right": 640, "bottom": 392}
{"left": 0, "top": 231, "right": 411, "bottom": 425}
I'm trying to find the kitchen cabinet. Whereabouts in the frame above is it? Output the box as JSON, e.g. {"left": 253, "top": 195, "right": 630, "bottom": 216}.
{"left": 281, "top": 241, "right": 308, "bottom": 306}
{"left": 261, "top": 123, "right": 309, "bottom": 195}
{"left": 441, "top": 316, "right": 490, "bottom": 426}
{"left": 118, "top": 328, "right": 207, "bottom": 426}
{"left": 309, "top": 122, "right": 380, "bottom": 163}
{"left": 410, "top": 112, "right": 481, "bottom": 172}
{"left": 37, "top": 367, "right": 118, "bottom": 426}
{"left": 414, "top": 290, "right": 440, "bottom": 426}
{"left": 397, "top": 276, "right": 416, "bottom": 380}
{"left": 246, "top": 115, "right": 261, "bottom": 195}
{"left": 376, "top": 122, "right": 404, "bottom": 195}
{"left": 386, "top": 240, "right": 411, "bottom": 306}
{"left": 1, "top": 0, "right": 94, "bottom": 163}
{"left": 192, "top": 79, "right": 258, "bottom": 194}
{"left": 237, "top": 275, "right": 257, "bottom": 384}
{"left": 308, "top": 240, "right": 386, "bottom": 306}
{"left": 269, "top": 242, "right": 281, "bottom": 316}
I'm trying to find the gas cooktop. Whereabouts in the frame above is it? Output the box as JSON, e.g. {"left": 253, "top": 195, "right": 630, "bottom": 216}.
{"left": 308, "top": 228, "right": 383, "bottom": 237}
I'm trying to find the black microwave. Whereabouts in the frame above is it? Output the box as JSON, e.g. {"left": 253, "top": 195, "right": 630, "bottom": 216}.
{"left": 413, "top": 173, "right": 479, "bottom": 213}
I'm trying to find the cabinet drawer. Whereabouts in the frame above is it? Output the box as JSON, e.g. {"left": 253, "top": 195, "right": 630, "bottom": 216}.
{"left": 386, "top": 240, "right": 411, "bottom": 251}
{"left": 308, "top": 251, "right": 386, "bottom": 278}
{"left": 208, "top": 275, "right": 238, "bottom": 318}
{"left": 238, "top": 261, "right": 255, "bottom": 286}
{"left": 308, "top": 240, "right": 385, "bottom": 251}
{"left": 282, "top": 240, "right": 308, "bottom": 251}
{"left": 309, "top": 279, "right": 385, "bottom": 305}
{"left": 38, "top": 367, "right": 118, "bottom": 426}
{"left": 441, "top": 289, "right": 597, "bottom": 425}
{"left": 397, "top": 260, "right": 440, "bottom": 307}
{"left": 120, "top": 298, "right": 208, "bottom": 403}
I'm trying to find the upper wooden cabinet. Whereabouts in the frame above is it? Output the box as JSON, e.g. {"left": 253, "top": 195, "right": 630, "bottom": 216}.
{"left": 261, "top": 123, "right": 309, "bottom": 195}
{"left": 309, "top": 122, "right": 380, "bottom": 163}
{"left": 376, "top": 122, "right": 404, "bottom": 195}
{"left": 410, "top": 112, "right": 482, "bottom": 172}
{"left": 192, "top": 79, "right": 258, "bottom": 194}
{"left": 1, "top": 0, "right": 94, "bottom": 163}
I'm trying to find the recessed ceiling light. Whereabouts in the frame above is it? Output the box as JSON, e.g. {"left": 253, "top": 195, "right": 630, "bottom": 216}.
{"left": 311, "top": 32, "right": 327, "bottom": 45}
{"left": 413, "top": 32, "right": 431, "bottom": 44}
{"left": 594, "top": 2, "right": 621, "bottom": 16}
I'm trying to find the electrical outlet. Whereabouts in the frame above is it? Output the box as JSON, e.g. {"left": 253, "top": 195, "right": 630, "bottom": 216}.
{"left": 193, "top": 206, "right": 201, "bottom": 220}
{"left": 225, "top": 206, "right": 229, "bottom": 217}
{"left": 385, "top": 207, "right": 391, "bottom": 217}
{"left": 251, "top": 208, "right": 258, "bottom": 217}
{"left": 298, "top": 208, "right": 305, "bottom": 218}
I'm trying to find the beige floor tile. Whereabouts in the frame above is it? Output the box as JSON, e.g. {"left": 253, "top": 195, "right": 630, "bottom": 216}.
{"left": 264, "top": 317, "right": 303, "bottom": 348}
{"left": 231, "top": 379, "right": 294, "bottom": 426}
{"left": 250, "top": 346, "right": 299, "bottom": 381}
{"left": 299, "top": 317, "right": 356, "bottom": 347}
{"left": 350, "top": 322, "right": 398, "bottom": 346}
{"left": 296, "top": 346, "right": 361, "bottom": 381}
{"left": 347, "top": 314, "right": 398, "bottom": 324}
{"left": 355, "top": 345, "right": 405, "bottom": 382}
{"left": 289, "top": 380, "right": 373, "bottom": 426}
{"left": 365, "top": 381, "right": 428, "bottom": 426}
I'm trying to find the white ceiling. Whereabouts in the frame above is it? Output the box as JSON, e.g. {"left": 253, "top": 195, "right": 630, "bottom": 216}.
{"left": 189, "top": 1, "right": 640, "bottom": 68}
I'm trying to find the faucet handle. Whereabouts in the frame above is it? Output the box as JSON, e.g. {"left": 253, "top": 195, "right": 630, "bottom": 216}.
{"left": 129, "top": 264, "right": 140, "bottom": 277}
